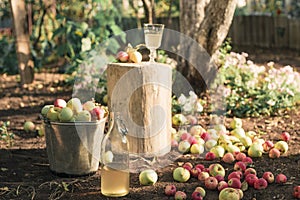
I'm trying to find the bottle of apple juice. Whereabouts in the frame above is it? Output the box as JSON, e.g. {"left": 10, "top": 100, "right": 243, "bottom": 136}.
{"left": 100, "top": 112, "right": 130, "bottom": 197}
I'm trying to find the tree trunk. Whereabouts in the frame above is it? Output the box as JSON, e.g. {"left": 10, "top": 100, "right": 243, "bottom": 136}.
{"left": 178, "top": 0, "right": 236, "bottom": 94}
{"left": 10, "top": 0, "right": 34, "bottom": 85}
{"left": 142, "top": 0, "right": 156, "bottom": 24}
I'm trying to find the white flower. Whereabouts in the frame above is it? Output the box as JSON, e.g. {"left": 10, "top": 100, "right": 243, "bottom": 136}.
{"left": 267, "top": 99, "right": 276, "bottom": 106}
{"left": 178, "top": 94, "right": 187, "bottom": 105}
{"left": 183, "top": 102, "right": 193, "bottom": 113}
{"left": 189, "top": 91, "right": 198, "bottom": 103}
{"left": 196, "top": 101, "right": 203, "bottom": 113}
{"left": 267, "top": 61, "right": 275, "bottom": 67}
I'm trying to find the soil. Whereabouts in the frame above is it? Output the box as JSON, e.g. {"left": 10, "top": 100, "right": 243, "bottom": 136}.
{"left": 0, "top": 49, "right": 300, "bottom": 200}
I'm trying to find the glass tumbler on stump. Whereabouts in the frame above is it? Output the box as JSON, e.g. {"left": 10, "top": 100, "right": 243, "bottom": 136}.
{"left": 144, "top": 23, "right": 164, "bottom": 63}
{"left": 100, "top": 112, "right": 129, "bottom": 197}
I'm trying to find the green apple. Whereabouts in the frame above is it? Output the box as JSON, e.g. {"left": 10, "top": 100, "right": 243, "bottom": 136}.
{"left": 230, "top": 117, "right": 243, "bottom": 129}
{"left": 219, "top": 187, "right": 241, "bottom": 200}
{"left": 190, "top": 143, "right": 204, "bottom": 154}
{"left": 46, "top": 107, "right": 60, "bottom": 121}
{"left": 230, "top": 127, "right": 246, "bottom": 139}
{"left": 229, "top": 135, "right": 240, "bottom": 143}
{"left": 41, "top": 105, "right": 53, "bottom": 117}
{"left": 239, "top": 136, "right": 252, "bottom": 148}
{"left": 178, "top": 140, "right": 191, "bottom": 153}
{"left": 173, "top": 167, "right": 190, "bottom": 182}
{"left": 58, "top": 107, "right": 74, "bottom": 122}
{"left": 246, "top": 131, "right": 258, "bottom": 140}
{"left": 209, "top": 163, "right": 225, "bottom": 177}
{"left": 205, "top": 139, "right": 217, "bottom": 151}
{"left": 210, "top": 145, "right": 225, "bottom": 158}
{"left": 226, "top": 144, "right": 241, "bottom": 153}
{"left": 274, "top": 141, "right": 289, "bottom": 154}
{"left": 172, "top": 114, "right": 187, "bottom": 126}
{"left": 75, "top": 110, "right": 91, "bottom": 122}
{"left": 248, "top": 143, "right": 263, "bottom": 157}
{"left": 214, "top": 124, "right": 227, "bottom": 134}
{"left": 67, "top": 98, "right": 83, "bottom": 114}
{"left": 189, "top": 125, "right": 206, "bottom": 136}
{"left": 37, "top": 126, "right": 45, "bottom": 137}
{"left": 82, "top": 100, "right": 95, "bottom": 111}
{"left": 218, "top": 135, "right": 232, "bottom": 148}
{"left": 24, "top": 121, "right": 35, "bottom": 132}
{"left": 139, "top": 169, "right": 158, "bottom": 185}
{"left": 234, "top": 142, "right": 246, "bottom": 152}
{"left": 172, "top": 132, "right": 181, "bottom": 142}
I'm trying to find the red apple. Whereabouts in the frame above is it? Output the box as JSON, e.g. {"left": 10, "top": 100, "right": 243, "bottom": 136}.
{"left": 117, "top": 51, "right": 129, "bottom": 62}
{"left": 293, "top": 186, "right": 300, "bottom": 199}
{"left": 191, "top": 191, "right": 203, "bottom": 200}
{"left": 200, "top": 132, "right": 211, "bottom": 141}
{"left": 244, "top": 168, "right": 257, "bottom": 177}
{"left": 222, "top": 152, "right": 235, "bottom": 163}
{"left": 217, "top": 181, "right": 228, "bottom": 191}
{"left": 194, "top": 186, "right": 206, "bottom": 197}
{"left": 275, "top": 174, "right": 287, "bottom": 184}
{"left": 263, "top": 140, "right": 274, "bottom": 152}
{"left": 188, "top": 136, "right": 198, "bottom": 145}
{"left": 205, "top": 152, "right": 216, "bottom": 161}
{"left": 165, "top": 184, "right": 177, "bottom": 196}
{"left": 54, "top": 98, "right": 66, "bottom": 108}
{"left": 228, "top": 171, "right": 243, "bottom": 180}
{"left": 90, "top": 106, "right": 105, "bottom": 120}
{"left": 262, "top": 172, "right": 274, "bottom": 184}
{"left": 235, "top": 152, "right": 247, "bottom": 161}
{"left": 171, "top": 139, "right": 179, "bottom": 148}
{"left": 182, "top": 162, "right": 193, "bottom": 172}
{"left": 234, "top": 161, "right": 246, "bottom": 172}
{"left": 181, "top": 132, "right": 192, "bottom": 141}
{"left": 269, "top": 148, "right": 281, "bottom": 158}
{"left": 191, "top": 167, "right": 202, "bottom": 178}
{"left": 174, "top": 191, "right": 187, "bottom": 200}
{"left": 242, "top": 157, "right": 253, "bottom": 166}
{"left": 245, "top": 174, "right": 258, "bottom": 187}
{"left": 280, "top": 131, "right": 290, "bottom": 142}
{"left": 198, "top": 172, "right": 210, "bottom": 182}
{"left": 205, "top": 177, "right": 218, "bottom": 190}
{"left": 228, "top": 178, "right": 242, "bottom": 189}
{"left": 215, "top": 174, "right": 224, "bottom": 182}
{"left": 195, "top": 164, "right": 205, "bottom": 172}
{"left": 254, "top": 178, "right": 268, "bottom": 190}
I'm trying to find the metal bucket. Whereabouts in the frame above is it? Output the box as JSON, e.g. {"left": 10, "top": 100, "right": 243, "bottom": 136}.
{"left": 43, "top": 118, "right": 106, "bottom": 176}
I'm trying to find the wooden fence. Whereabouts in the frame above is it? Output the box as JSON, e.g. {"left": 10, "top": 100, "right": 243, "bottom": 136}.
{"left": 228, "top": 16, "right": 300, "bottom": 50}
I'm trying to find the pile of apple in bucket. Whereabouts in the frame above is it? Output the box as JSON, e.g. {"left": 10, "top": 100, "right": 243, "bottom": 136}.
{"left": 41, "top": 98, "right": 108, "bottom": 176}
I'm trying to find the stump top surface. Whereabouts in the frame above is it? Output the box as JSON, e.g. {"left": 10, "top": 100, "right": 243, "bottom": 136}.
{"left": 108, "top": 62, "right": 171, "bottom": 68}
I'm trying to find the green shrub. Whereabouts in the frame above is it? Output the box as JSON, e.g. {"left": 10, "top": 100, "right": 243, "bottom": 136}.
{"left": 211, "top": 51, "right": 300, "bottom": 117}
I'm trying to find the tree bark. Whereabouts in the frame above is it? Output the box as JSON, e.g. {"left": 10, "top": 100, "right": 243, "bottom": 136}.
{"left": 178, "top": 0, "right": 236, "bottom": 94}
{"left": 10, "top": 0, "right": 34, "bottom": 85}
{"left": 142, "top": 0, "right": 156, "bottom": 24}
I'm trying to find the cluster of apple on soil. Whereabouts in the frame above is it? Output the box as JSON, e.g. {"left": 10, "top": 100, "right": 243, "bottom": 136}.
{"left": 40, "top": 98, "right": 107, "bottom": 123}
{"left": 138, "top": 153, "right": 300, "bottom": 199}
{"left": 171, "top": 114, "right": 289, "bottom": 160}
{"left": 136, "top": 114, "right": 300, "bottom": 199}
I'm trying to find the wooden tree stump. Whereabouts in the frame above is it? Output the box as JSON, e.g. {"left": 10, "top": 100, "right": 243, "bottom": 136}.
{"left": 107, "top": 62, "right": 172, "bottom": 157}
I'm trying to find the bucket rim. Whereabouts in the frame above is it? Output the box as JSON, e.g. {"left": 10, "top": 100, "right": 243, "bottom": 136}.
{"left": 43, "top": 117, "right": 107, "bottom": 126}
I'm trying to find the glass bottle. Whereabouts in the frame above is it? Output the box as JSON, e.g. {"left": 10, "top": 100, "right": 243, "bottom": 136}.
{"left": 100, "top": 112, "right": 130, "bottom": 197}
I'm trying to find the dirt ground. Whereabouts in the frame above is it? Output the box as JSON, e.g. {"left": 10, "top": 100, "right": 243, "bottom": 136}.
{"left": 0, "top": 49, "right": 300, "bottom": 200}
